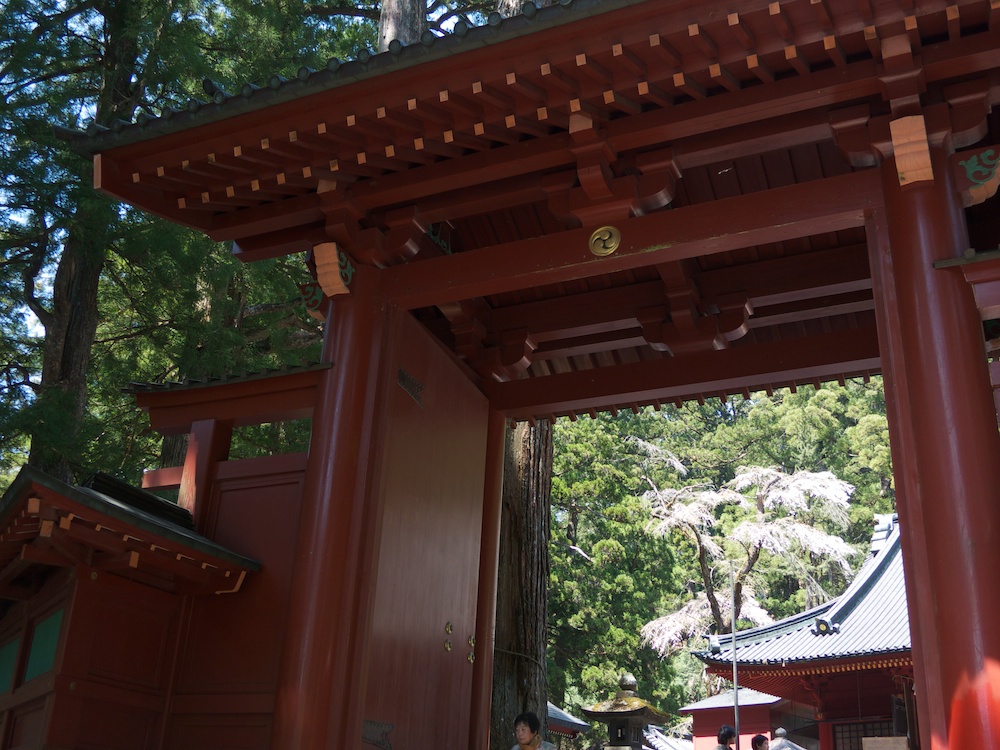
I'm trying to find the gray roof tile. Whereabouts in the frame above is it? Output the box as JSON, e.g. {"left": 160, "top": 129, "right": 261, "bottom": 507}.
{"left": 695, "top": 522, "right": 909, "bottom": 667}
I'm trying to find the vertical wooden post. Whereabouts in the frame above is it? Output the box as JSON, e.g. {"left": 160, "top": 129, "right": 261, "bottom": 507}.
{"left": 270, "top": 265, "right": 386, "bottom": 750}
{"left": 177, "top": 418, "right": 232, "bottom": 533}
{"left": 869, "top": 144, "right": 1000, "bottom": 749}
{"left": 469, "top": 408, "right": 507, "bottom": 748}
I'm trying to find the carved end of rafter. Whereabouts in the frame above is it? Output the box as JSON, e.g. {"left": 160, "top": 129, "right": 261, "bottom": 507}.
{"left": 498, "top": 329, "right": 537, "bottom": 373}
{"left": 636, "top": 305, "right": 672, "bottom": 352}
{"left": 313, "top": 242, "right": 355, "bottom": 297}
{"left": 635, "top": 148, "right": 682, "bottom": 215}
{"left": 945, "top": 79, "right": 992, "bottom": 150}
{"left": 878, "top": 34, "right": 925, "bottom": 116}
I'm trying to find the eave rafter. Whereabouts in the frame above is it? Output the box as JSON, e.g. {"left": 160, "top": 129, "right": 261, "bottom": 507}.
{"left": 0, "top": 493, "right": 251, "bottom": 598}
{"left": 88, "top": 2, "right": 1000, "bottom": 259}
{"left": 78, "top": 0, "right": 1000, "bottom": 420}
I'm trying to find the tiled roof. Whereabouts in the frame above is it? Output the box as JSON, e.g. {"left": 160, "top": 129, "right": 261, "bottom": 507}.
{"left": 124, "top": 361, "right": 330, "bottom": 394}
{"left": 60, "top": 0, "right": 627, "bottom": 156}
{"left": 695, "top": 520, "right": 909, "bottom": 668}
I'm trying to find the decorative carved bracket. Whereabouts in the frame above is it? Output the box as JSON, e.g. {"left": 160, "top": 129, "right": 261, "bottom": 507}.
{"left": 831, "top": 78, "right": 991, "bottom": 188}
{"left": 878, "top": 34, "right": 925, "bottom": 116}
{"left": 548, "top": 115, "right": 681, "bottom": 226}
{"left": 637, "top": 262, "right": 752, "bottom": 355}
{"left": 299, "top": 281, "right": 327, "bottom": 321}
{"left": 952, "top": 145, "right": 1000, "bottom": 207}
{"left": 321, "top": 200, "right": 430, "bottom": 269}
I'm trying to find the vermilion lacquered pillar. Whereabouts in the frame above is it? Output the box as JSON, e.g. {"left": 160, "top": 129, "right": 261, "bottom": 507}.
{"left": 270, "top": 265, "right": 387, "bottom": 750}
{"left": 468, "top": 408, "right": 508, "bottom": 748}
{"left": 869, "top": 144, "right": 1000, "bottom": 750}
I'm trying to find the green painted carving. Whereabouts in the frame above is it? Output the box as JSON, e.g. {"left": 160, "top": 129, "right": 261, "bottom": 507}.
{"left": 299, "top": 281, "right": 324, "bottom": 311}
{"left": 427, "top": 224, "right": 451, "bottom": 254}
{"left": 338, "top": 249, "right": 355, "bottom": 288}
{"left": 960, "top": 149, "right": 998, "bottom": 185}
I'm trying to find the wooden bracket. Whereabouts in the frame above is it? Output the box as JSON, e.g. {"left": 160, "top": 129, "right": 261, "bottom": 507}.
{"left": 312, "top": 242, "right": 355, "bottom": 297}
{"left": 833, "top": 82, "right": 990, "bottom": 190}
{"left": 549, "top": 143, "right": 681, "bottom": 226}
{"left": 637, "top": 262, "right": 751, "bottom": 355}
{"left": 878, "top": 34, "right": 925, "bottom": 116}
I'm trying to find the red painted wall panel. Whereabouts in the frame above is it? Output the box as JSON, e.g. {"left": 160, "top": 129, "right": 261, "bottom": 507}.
{"left": 176, "top": 461, "right": 303, "bottom": 694}
{"left": 165, "top": 714, "right": 272, "bottom": 750}
{"left": 362, "top": 310, "right": 490, "bottom": 748}
{"left": 690, "top": 705, "right": 773, "bottom": 750}
{"left": 73, "top": 697, "right": 159, "bottom": 749}
{"left": 167, "top": 457, "right": 305, "bottom": 748}
{"left": 64, "top": 570, "right": 178, "bottom": 693}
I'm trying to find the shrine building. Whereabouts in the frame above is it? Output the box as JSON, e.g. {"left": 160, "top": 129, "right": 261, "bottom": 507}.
{"left": 693, "top": 515, "right": 913, "bottom": 750}
{"left": 17, "top": 0, "right": 1000, "bottom": 747}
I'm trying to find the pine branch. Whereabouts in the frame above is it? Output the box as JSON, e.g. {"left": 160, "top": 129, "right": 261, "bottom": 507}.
{"left": 303, "top": 4, "right": 381, "bottom": 22}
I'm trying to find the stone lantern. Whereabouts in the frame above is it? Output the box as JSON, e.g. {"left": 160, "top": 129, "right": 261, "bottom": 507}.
{"left": 581, "top": 673, "right": 671, "bottom": 749}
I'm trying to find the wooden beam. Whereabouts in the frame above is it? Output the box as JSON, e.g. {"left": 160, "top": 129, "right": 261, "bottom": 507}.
{"left": 688, "top": 23, "right": 718, "bottom": 59}
{"left": 648, "top": 33, "right": 681, "bottom": 67}
{"left": 728, "top": 13, "right": 755, "bottom": 50}
{"left": 484, "top": 242, "right": 871, "bottom": 346}
{"left": 380, "top": 170, "right": 882, "bottom": 309}
{"left": 487, "top": 326, "right": 881, "bottom": 418}
{"left": 133, "top": 366, "right": 328, "bottom": 434}
{"left": 769, "top": 2, "right": 793, "bottom": 41}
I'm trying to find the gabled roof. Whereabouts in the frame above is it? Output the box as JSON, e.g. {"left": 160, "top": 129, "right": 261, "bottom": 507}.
{"left": 0, "top": 466, "right": 260, "bottom": 597}
{"left": 694, "top": 519, "right": 909, "bottom": 670}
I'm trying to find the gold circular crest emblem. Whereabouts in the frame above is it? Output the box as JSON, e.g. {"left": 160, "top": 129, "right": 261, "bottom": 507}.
{"left": 589, "top": 226, "right": 622, "bottom": 256}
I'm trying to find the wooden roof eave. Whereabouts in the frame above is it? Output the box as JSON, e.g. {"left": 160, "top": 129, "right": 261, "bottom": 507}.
{"left": 0, "top": 468, "right": 259, "bottom": 598}
{"left": 66, "top": 1, "right": 1000, "bottom": 255}
{"left": 697, "top": 651, "right": 913, "bottom": 677}
{"left": 128, "top": 362, "right": 330, "bottom": 435}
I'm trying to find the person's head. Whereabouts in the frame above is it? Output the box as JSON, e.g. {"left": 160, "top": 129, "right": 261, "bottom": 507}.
{"left": 752, "top": 734, "right": 769, "bottom": 750}
{"left": 718, "top": 725, "right": 736, "bottom": 746}
{"left": 514, "top": 712, "right": 541, "bottom": 744}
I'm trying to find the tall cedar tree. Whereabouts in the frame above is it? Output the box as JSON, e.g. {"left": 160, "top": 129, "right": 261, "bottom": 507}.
{"left": 3, "top": 1, "right": 556, "bottom": 745}
{"left": 493, "top": 420, "right": 553, "bottom": 749}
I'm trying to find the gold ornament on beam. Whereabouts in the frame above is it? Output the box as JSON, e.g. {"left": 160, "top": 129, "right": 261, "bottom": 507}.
{"left": 589, "top": 225, "right": 621, "bottom": 256}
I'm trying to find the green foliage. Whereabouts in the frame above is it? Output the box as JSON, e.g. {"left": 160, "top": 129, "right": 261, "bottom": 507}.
{"left": 549, "top": 381, "right": 893, "bottom": 741}
{"left": 549, "top": 412, "right": 687, "bottom": 746}
{"left": 1, "top": 0, "right": 349, "bottom": 486}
